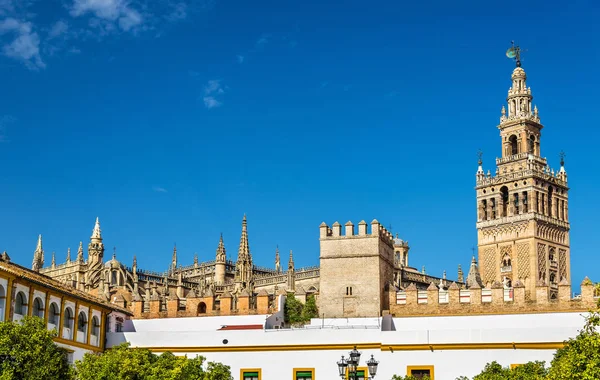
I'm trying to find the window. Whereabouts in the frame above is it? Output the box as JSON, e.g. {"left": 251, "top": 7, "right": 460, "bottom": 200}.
{"left": 293, "top": 368, "right": 315, "bottom": 380}
{"left": 509, "top": 135, "right": 518, "bottom": 155}
{"left": 198, "top": 302, "right": 207, "bottom": 314}
{"left": 241, "top": 369, "right": 261, "bottom": 380}
{"left": 0, "top": 285, "right": 5, "bottom": 322}
{"left": 91, "top": 316, "right": 100, "bottom": 337}
{"left": 63, "top": 307, "right": 74, "bottom": 339}
{"left": 528, "top": 135, "right": 535, "bottom": 154}
{"left": 407, "top": 366, "right": 435, "bottom": 380}
{"left": 33, "top": 297, "right": 44, "bottom": 318}
{"left": 78, "top": 311, "right": 87, "bottom": 332}
{"left": 500, "top": 186, "right": 509, "bottom": 216}
{"left": 514, "top": 193, "right": 519, "bottom": 214}
{"left": 14, "top": 291, "right": 27, "bottom": 315}
{"left": 482, "top": 200, "right": 488, "bottom": 220}
{"left": 49, "top": 302, "right": 60, "bottom": 325}
{"left": 346, "top": 287, "right": 353, "bottom": 296}
{"left": 548, "top": 186, "right": 553, "bottom": 217}
{"left": 346, "top": 367, "right": 367, "bottom": 380}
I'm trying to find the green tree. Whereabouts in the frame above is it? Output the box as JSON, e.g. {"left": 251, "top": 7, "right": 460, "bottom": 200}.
{"left": 0, "top": 316, "right": 73, "bottom": 380}
{"left": 301, "top": 295, "right": 319, "bottom": 321}
{"left": 284, "top": 295, "right": 305, "bottom": 325}
{"left": 75, "top": 343, "right": 233, "bottom": 380}
{"left": 546, "top": 308, "right": 600, "bottom": 380}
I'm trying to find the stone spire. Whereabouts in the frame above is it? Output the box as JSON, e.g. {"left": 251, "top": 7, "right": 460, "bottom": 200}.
{"left": 88, "top": 217, "right": 104, "bottom": 267}
{"left": 171, "top": 243, "right": 177, "bottom": 272}
{"left": 457, "top": 264, "right": 464, "bottom": 283}
{"left": 235, "top": 214, "right": 253, "bottom": 285}
{"left": 275, "top": 246, "right": 281, "bottom": 273}
{"left": 287, "top": 249, "right": 295, "bottom": 291}
{"left": 237, "top": 214, "right": 250, "bottom": 261}
{"left": 133, "top": 255, "right": 137, "bottom": 268}
{"left": 216, "top": 234, "right": 226, "bottom": 263}
{"left": 91, "top": 217, "right": 102, "bottom": 240}
{"left": 51, "top": 251, "right": 56, "bottom": 268}
{"left": 194, "top": 253, "right": 199, "bottom": 266}
{"left": 66, "top": 247, "right": 71, "bottom": 263}
{"left": 288, "top": 249, "right": 294, "bottom": 270}
{"left": 32, "top": 234, "right": 44, "bottom": 272}
{"left": 77, "top": 241, "right": 84, "bottom": 262}
{"left": 466, "top": 256, "right": 483, "bottom": 289}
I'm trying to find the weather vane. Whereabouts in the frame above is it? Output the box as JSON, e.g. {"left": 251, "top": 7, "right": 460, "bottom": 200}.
{"left": 560, "top": 151, "right": 566, "bottom": 166}
{"left": 506, "top": 41, "right": 525, "bottom": 67}
{"left": 477, "top": 149, "right": 483, "bottom": 165}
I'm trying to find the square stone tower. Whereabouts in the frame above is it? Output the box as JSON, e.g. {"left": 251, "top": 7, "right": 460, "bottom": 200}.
{"left": 476, "top": 64, "right": 570, "bottom": 300}
{"left": 319, "top": 219, "right": 395, "bottom": 318}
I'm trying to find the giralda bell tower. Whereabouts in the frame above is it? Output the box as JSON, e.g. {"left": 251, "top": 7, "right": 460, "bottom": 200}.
{"left": 475, "top": 45, "right": 570, "bottom": 300}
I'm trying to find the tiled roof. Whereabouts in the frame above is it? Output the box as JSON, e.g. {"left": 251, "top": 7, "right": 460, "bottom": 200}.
{"left": 217, "top": 324, "right": 264, "bottom": 331}
{"left": 0, "top": 258, "right": 132, "bottom": 315}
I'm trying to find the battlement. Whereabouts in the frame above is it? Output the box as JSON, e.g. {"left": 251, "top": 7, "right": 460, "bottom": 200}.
{"left": 319, "top": 219, "right": 394, "bottom": 247}
{"left": 388, "top": 278, "right": 597, "bottom": 317}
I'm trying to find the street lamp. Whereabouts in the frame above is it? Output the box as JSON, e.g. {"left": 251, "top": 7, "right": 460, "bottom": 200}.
{"left": 337, "top": 346, "right": 379, "bottom": 380}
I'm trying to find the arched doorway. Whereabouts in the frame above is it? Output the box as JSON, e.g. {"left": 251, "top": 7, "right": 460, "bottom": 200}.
{"left": 197, "top": 302, "right": 207, "bottom": 315}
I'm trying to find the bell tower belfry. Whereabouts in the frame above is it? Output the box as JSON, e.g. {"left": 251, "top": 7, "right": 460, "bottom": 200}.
{"left": 476, "top": 61, "right": 570, "bottom": 300}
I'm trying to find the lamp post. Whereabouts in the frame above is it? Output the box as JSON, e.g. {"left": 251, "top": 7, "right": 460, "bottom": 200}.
{"left": 337, "top": 346, "right": 379, "bottom": 380}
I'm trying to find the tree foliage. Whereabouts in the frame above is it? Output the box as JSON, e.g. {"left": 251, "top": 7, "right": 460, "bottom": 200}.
{"left": 301, "top": 295, "right": 319, "bottom": 321}
{"left": 75, "top": 343, "right": 233, "bottom": 380}
{"left": 546, "top": 308, "right": 600, "bottom": 380}
{"left": 452, "top": 300, "right": 600, "bottom": 380}
{"left": 0, "top": 316, "right": 72, "bottom": 380}
{"left": 284, "top": 295, "right": 305, "bottom": 324}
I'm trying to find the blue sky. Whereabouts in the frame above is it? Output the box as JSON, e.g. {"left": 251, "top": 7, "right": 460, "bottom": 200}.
{"left": 0, "top": 0, "right": 598, "bottom": 289}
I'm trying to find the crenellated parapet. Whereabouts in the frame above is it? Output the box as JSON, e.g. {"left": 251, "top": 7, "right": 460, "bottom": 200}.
{"left": 388, "top": 278, "right": 597, "bottom": 317}
{"left": 319, "top": 219, "right": 395, "bottom": 248}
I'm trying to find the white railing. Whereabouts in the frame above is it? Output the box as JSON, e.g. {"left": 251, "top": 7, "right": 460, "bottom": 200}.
{"left": 76, "top": 330, "right": 87, "bottom": 344}
{"left": 459, "top": 290, "right": 471, "bottom": 303}
{"left": 482, "top": 289, "right": 492, "bottom": 303}
{"left": 417, "top": 291, "right": 427, "bottom": 304}
{"left": 438, "top": 290, "right": 448, "bottom": 304}
{"left": 62, "top": 327, "right": 72, "bottom": 340}
{"left": 396, "top": 292, "right": 406, "bottom": 305}
{"left": 501, "top": 266, "right": 512, "bottom": 273}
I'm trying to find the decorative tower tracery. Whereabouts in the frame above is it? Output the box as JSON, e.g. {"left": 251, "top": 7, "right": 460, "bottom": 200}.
{"left": 32, "top": 234, "right": 44, "bottom": 272}
{"left": 215, "top": 234, "right": 226, "bottom": 284}
{"left": 476, "top": 64, "right": 570, "bottom": 300}
{"left": 235, "top": 215, "right": 253, "bottom": 287}
{"left": 88, "top": 217, "right": 104, "bottom": 268}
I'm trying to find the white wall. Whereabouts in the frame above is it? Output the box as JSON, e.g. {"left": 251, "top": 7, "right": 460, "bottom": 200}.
{"left": 109, "top": 312, "right": 588, "bottom": 380}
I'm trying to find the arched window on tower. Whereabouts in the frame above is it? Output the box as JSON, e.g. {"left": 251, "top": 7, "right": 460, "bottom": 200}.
{"left": 548, "top": 186, "right": 554, "bottom": 217}
{"left": 529, "top": 135, "right": 536, "bottom": 154}
{"left": 509, "top": 135, "right": 518, "bottom": 155}
{"left": 500, "top": 186, "right": 509, "bottom": 217}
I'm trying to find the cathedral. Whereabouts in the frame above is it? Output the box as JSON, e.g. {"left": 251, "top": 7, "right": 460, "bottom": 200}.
{"left": 28, "top": 60, "right": 570, "bottom": 319}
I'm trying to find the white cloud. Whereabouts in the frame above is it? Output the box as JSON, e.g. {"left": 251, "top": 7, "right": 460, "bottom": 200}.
{"left": 70, "top": 0, "right": 144, "bottom": 32}
{"left": 167, "top": 2, "right": 187, "bottom": 21}
{"left": 203, "top": 79, "right": 225, "bottom": 109}
{"left": 256, "top": 35, "right": 268, "bottom": 46}
{"left": 48, "top": 20, "right": 68, "bottom": 39}
{"left": 203, "top": 96, "right": 221, "bottom": 109}
{"left": 236, "top": 54, "right": 244, "bottom": 63}
{"left": 153, "top": 186, "right": 168, "bottom": 193}
{"left": 0, "top": 18, "right": 44, "bottom": 69}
